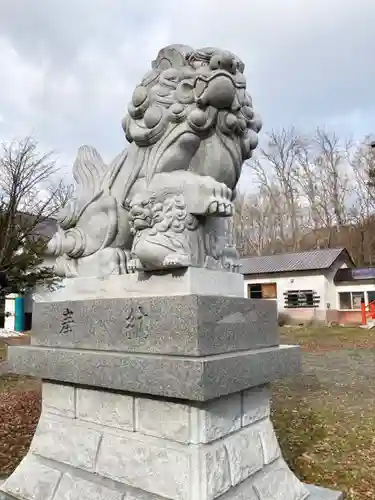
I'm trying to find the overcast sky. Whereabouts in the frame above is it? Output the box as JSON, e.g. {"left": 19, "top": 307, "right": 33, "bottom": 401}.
{"left": 0, "top": 0, "right": 374, "bottom": 173}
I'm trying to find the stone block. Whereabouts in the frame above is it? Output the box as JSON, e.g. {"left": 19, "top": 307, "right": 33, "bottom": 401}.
{"left": 196, "top": 296, "right": 277, "bottom": 355}
{"left": 304, "top": 484, "right": 345, "bottom": 500}
{"left": 32, "top": 295, "right": 278, "bottom": 356}
{"left": 256, "top": 419, "right": 281, "bottom": 465}
{"left": 31, "top": 416, "right": 102, "bottom": 471}
{"left": 135, "top": 397, "right": 190, "bottom": 443}
{"left": 215, "top": 474, "right": 261, "bottom": 500}
{"left": 201, "top": 345, "right": 301, "bottom": 400}
{"left": 190, "top": 393, "right": 242, "bottom": 444}
{"left": 42, "top": 382, "right": 76, "bottom": 418}
{"left": 242, "top": 385, "right": 270, "bottom": 427}
{"left": 252, "top": 459, "right": 309, "bottom": 500}
{"left": 136, "top": 393, "right": 242, "bottom": 444}
{"left": 53, "top": 473, "right": 123, "bottom": 500}
{"left": 8, "top": 344, "right": 301, "bottom": 401}
{"left": 224, "top": 426, "right": 264, "bottom": 486}
{"left": 35, "top": 267, "right": 244, "bottom": 303}
{"left": 200, "top": 444, "right": 231, "bottom": 499}
{"left": 0, "top": 456, "right": 62, "bottom": 500}
{"left": 213, "top": 460, "right": 312, "bottom": 500}
{"left": 96, "top": 433, "right": 190, "bottom": 500}
{"left": 77, "top": 387, "right": 134, "bottom": 431}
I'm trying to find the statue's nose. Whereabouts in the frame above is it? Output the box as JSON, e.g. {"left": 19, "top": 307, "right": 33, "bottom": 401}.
{"left": 209, "top": 51, "right": 237, "bottom": 74}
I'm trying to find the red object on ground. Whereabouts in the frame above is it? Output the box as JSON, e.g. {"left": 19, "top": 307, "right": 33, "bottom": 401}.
{"left": 361, "top": 300, "right": 375, "bottom": 325}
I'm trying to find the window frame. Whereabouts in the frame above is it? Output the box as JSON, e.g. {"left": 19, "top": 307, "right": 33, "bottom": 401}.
{"left": 338, "top": 291, "right": 365, "bottom": 311}
{"left": 284, "top": 289, "right": 320, "bottom": 309}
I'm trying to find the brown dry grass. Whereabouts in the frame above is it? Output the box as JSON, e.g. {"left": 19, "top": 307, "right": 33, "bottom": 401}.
{"left": 0, "top": 375, "right": 41, "bottom": 478}
{"left": 0, "top": 340, "right": 6, "bottom": 361}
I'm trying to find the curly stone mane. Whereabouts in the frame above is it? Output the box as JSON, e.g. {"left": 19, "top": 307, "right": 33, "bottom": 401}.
{"left": 121, "top": 44, "right": 261, "bottom": 186}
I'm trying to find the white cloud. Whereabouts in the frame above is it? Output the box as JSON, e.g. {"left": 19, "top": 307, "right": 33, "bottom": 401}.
{"left": 0, "top": 37, "right": 44, "bottom": 137}
{"left": 0, "top": 0, "right": 374, "bottom": 175}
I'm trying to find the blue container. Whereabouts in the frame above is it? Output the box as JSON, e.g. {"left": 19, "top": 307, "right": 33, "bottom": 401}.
{"left": 14, "top": 296, "right": 25, "bottom": 332}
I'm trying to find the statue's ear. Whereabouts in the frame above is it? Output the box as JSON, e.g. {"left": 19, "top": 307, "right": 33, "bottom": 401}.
{"left": 152, "top": 44, "right": 194, "bottom": 70}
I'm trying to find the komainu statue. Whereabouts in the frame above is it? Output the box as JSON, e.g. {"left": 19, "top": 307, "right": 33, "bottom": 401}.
{"left": 48, "top": 44, "right": 262, "bottom": 277}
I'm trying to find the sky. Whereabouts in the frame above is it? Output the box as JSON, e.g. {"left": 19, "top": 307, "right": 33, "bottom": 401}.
{"left": 0, "top": 0, "right": 374, "bottom": 175}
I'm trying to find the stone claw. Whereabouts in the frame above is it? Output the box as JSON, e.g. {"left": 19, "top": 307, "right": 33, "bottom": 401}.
{"left": 207, "top": 198, "right": 233, "bottom": 216}
{"left": 163, "top": 254, "right": 191, "bottom": 268}
{"left": 127, "top": 258, "right": 142, "bottom": 273}
{"left": 212, "top": 183, "right": 232, "bottom": 202}
{"left": 218, "top": 203, "right": 226, "bottom": 214}
{"left": 208, "top": 201, "right": 218, "bottom": 214}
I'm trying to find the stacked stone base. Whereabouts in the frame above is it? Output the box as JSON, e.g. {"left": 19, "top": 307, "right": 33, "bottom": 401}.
{"left": 0, "top": 382, "right": 343, "bottom": 500}
{"left": 1, "top": 271, "right": 344, "bottom": 499}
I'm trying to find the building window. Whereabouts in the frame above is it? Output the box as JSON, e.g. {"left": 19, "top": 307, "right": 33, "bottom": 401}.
{"left": 247, "top": 283, "right": 277, "bottom": 299}
{"left": 284, "top": 290, "right": 320, "bottom": 308}
{"left": 339, "top": 291, "right": 364, "bottom": 310}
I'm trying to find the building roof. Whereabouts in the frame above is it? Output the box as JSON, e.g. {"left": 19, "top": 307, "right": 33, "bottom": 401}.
{"left": 240, "top": 248, "right": 352, "bottom": 275}
{"left": 334, "top": 267, "right": 375, "bottom": 283}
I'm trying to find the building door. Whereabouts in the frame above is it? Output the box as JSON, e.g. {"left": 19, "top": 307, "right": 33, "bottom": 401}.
{"left": 247, "top": 283, "right": 277, "bottom": 299}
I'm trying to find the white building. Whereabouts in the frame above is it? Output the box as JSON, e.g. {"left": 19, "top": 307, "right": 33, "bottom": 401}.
{"left": 241, "top": 248, "right": 375, "bottom": 325}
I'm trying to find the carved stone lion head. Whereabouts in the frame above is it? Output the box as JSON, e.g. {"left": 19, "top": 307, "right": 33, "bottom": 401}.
{"left": 121, "top": 44, "right": 262, "bottom": 190}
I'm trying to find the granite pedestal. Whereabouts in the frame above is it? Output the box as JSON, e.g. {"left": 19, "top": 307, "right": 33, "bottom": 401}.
{"left": 1, "top": 268, "right": 344, "bottom": 500}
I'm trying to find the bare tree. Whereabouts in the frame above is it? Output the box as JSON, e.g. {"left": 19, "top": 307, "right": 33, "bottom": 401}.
{"left": 290, "top": 128, "right": 351, "bottom": 248}
{"left": 311, "top": 128, "right": 350, "bottom": 228}
{"left": 241, "top": 127, "right": 365, "bottom": 257}
{"left": 347, "top": 137, "right": 375, "bottom": 264}
{"left": 0, "top": 136, "right": 73, "bottom": 293}
{"left": 234, "top": 188, "right": 282, "bottom": 256}
{"left": 248, "top": 128, "right": 305, "bottom": 252}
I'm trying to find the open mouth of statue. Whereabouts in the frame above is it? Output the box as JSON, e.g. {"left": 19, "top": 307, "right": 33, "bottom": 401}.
{"left": 194, "top": 71, "right": 245, "bottom": 97}
{"left": 193, "top": 71, "right": 245, "bottom": 110}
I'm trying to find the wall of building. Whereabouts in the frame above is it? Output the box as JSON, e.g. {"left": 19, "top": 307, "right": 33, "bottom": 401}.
{"left": 333, "top": 282, "right": 375, "bottom": 325}
{"left": 242, "top": 253, "right": 375, "bottom": 325}
{"left": 244, "top": 271, "right": 375, "bottom": 325}
{"left": 243, "top": 271, "right": 328, "bottom": 324}
{"left": 334, "top": 282, "right": 375, "bottom": 306}
{"left": 324, "top": 258, "right": 351, "bottom": 310}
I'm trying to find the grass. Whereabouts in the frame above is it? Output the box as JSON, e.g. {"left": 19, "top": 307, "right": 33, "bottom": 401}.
{"left": 0, "top": 340, "right": 6, "bottom": 361}
{"left": 272, "top": 325, "right": 375, "bottom": 500}
{"left": 278, "top": 324, "right": 375, "bottom": 351}
{"left": 0, "top": 325, "right": 374, "bottom": 498}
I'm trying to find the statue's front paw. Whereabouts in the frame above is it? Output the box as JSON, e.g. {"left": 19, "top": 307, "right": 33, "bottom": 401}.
{"left": 163, "top": 253, "right": 191, "bottom": 269}
{"left": 128, "top": 258, "right": 143, "bottom": 273}
{"left": 206, "top": 182, "right": 233, "bottom": 216}
{"left": 207, "top": 199, "right": 233, "bottom": 216}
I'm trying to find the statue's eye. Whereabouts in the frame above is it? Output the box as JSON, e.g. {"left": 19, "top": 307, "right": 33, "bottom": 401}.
{"left": 209, "top": 54, "right": 221, "bottom": 70}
